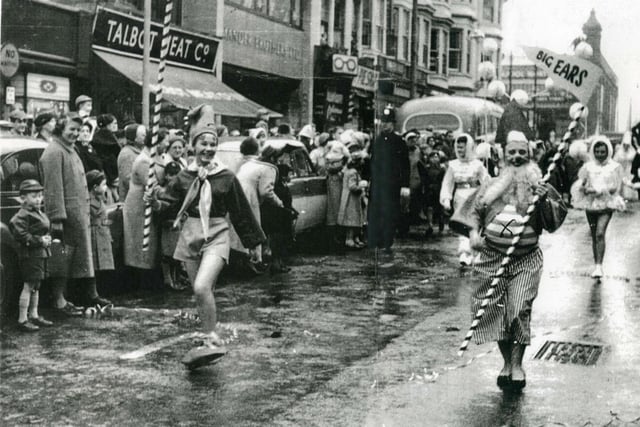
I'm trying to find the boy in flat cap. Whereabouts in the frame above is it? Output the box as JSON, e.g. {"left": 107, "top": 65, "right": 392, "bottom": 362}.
{"left": 9, "top": 179, "right": 54, "bottom": 332}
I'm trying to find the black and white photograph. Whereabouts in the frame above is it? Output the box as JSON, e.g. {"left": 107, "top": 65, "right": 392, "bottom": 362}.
{"left": 1, "top": 0, "right": 640, "bottom": 425}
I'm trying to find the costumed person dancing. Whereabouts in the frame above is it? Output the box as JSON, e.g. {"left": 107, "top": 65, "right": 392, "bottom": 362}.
{"left": 450, "top": 131, "right": 568, "bottom": 390}
{"left": 147, "top": 126, "right": 265, "bottom": 366}
{"left": 440, "top": 134, "right": 489, "bottom": 265}
{"left": 571, "top": 136, "right": 627, "bottom": 278}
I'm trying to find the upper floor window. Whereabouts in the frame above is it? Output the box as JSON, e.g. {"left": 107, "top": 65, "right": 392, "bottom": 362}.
{"left": 386, "top": 6, "right": 399, "bottom": 57}
{"left": 401, "top": 9, "right": 411, "bottom": 60}
{"left": 483, "top": 0, "right": 495, "bottom": 22}
{"left": 421, "top": 19, "right": 430, "bottom": 67}
{"left": 429, "top": 28, "right": 439, "bottom": 73}
{"left": 448, "top": 29, "right": 462, "bottom": 71}
{"left": 362, "top": 0, "right": 372, "bottom": 47}
{"left": 376, "top": 0, "right": 385, "bottom": 50}
{"left": 227, "top": 0, "right": 303, "bottom": 27}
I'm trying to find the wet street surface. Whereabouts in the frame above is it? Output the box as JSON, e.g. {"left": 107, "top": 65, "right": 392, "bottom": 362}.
{"left": 3, "top": 206, "right": 640, "bottom": 426}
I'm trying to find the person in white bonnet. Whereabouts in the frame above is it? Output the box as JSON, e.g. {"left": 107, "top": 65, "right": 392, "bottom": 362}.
{"left": 298, "top": 124, "right": 315, "bottom": 151}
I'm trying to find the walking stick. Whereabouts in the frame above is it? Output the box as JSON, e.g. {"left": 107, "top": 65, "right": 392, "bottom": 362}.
{"left": 143, "top": 0, "right": 173, "bottom": 251}
{"left": 457, "top": 103, "right": 587, "bottom": 357}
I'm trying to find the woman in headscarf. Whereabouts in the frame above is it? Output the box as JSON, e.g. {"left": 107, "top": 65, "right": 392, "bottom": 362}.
{"left": 571, "top": 136, "right": 627, "bottom": 278}
{"left": 147, "top": 126, "right": 265, "bottom": 360}
{"left": 440, "top": 134, "right": 489, "bottom": 265}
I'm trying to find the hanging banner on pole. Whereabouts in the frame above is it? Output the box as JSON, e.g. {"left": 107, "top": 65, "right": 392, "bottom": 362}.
{"left": 521, "top": 46, "right": 603, "bottom": 104}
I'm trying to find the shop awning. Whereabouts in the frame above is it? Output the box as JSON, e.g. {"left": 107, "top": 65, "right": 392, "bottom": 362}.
{"left": 94, "top": 50, "right": 282, "bottom": 118}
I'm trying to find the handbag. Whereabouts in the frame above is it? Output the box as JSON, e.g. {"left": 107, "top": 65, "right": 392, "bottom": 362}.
{"left": 48, "top": 239, "right": 75, "bottom": 278}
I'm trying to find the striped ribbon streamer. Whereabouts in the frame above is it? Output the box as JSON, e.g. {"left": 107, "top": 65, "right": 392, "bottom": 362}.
{"left": 143, "top": 0, "right": 173, "bottom": 251}
{"left": 457, "top": 104, "right": 586, "bottom": 357}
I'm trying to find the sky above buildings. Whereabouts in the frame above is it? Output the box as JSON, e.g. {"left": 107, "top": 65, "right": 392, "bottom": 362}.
{"left": 502, "top": 0, "right": 640, "bottom": 131}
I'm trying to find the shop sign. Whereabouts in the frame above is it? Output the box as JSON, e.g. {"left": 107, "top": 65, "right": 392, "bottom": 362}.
{"left": 92, "top": 7, "right": 219, "bottom": 72}
{"left": 1, "top": 43, "right": 20, "bottom": 78}
{"left": 332, "top": 54, "right": 358, "bottom": 75}
{"left": 5, "top": 87, "right": 15, "bottom": 105}
{"left": 352, "top": 66, "right": 378, "bottom": 92}
{"left": 27, "top": 73, "right": 70, "bottom": 101}
{"left": 393, "top": 86, "right": 411, "bottom": 98}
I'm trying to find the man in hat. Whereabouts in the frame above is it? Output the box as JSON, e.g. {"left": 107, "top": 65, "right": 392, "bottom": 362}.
{"left": 9, "top": 110, "right": 28, "bottom": 136}
{"left": 34, "top": 112, "right": 56, "bottom": 142}
{"left": 367, "top": 106, "right": 410, "bottom": 258}
{"left": 450, "top": 130, "right": 567, "bottom": 390}
{"left": 398, "top": 129, "right": 423, "bottom": 237}
{"left": 75, "top": 95, "right": 93, "bottom": 120}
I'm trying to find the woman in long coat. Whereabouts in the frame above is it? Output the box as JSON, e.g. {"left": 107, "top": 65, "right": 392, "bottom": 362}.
{"left": 123, "top": 135, "right": 160, "bottom": 270}
{"left": 39, "top": 114, "right": 107, "bottom": 314}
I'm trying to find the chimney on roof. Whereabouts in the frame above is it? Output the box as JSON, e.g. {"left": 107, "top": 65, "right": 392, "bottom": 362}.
{"left": 582, "top": 9, "right": 602, "bottom": 60}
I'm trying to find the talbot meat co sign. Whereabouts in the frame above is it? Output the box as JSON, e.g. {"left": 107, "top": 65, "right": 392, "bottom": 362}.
{"left": 92, "top": 7, "right": 219, "bottom": 72}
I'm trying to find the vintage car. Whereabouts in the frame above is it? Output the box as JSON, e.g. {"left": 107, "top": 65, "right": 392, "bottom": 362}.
{"left": 215, "top": 137, "right": 327, "bottom": 233}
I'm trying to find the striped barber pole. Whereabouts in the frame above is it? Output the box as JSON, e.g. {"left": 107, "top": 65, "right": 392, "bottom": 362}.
{"left": 143, "top": 0, "right": 173, "bottom": 251}
{"left": 346, "top": 90, "right": 355, "bottom": 123}
{"left": 457, "top": 104, "right": 587, "bottom": 357}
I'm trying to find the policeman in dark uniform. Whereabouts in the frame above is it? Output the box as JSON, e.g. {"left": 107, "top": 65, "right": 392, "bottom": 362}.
{"left": 367, "top": 105, "right": 410, "bottom": 257}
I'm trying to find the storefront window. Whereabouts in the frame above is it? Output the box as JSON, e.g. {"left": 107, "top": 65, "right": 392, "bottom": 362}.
{"left": 228, "top": 0, "right": 302, "bottom": 27}
{"left": 448, "top": 29, "right": 462, "bottom": 71}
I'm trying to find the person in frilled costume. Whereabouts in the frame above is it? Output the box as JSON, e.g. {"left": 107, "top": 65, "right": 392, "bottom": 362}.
{"left": 613, "top": 131, "right": 638, "bottom": 201}
{"left": 440, "top": 133, "right": 489, "bottom": 265}
{"left": 450, "top": 130, "right": 568, "bottom": 390}
{"left": 571, "top": 136, "right": 628, "bottom": 278}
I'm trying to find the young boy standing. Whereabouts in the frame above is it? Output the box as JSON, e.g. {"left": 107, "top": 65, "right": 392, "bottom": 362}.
{"left": 9, "top": 179, "right": 54, "bottom": 331}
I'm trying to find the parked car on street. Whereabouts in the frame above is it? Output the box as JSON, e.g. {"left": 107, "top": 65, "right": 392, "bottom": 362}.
{"left": 215, "top": 137, "right": 327, "bottom": 233}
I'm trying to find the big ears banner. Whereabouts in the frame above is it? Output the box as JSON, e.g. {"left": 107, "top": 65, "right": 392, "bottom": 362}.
{"left": 522, "top": 46, "right": 603, "bottom": 104}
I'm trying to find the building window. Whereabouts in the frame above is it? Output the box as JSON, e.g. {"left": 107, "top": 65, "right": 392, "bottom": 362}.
{"left": 401, "top": 8, "right": 411, "bottom": 60}
{"left": 386, "top": 6, "right": 398, "bottom": 57}
{"left": 333, "top": 0, "right": 345, "bottom": 49}
{"left": 483, "top": 0, "right": 495, "bottom": 22}
{"left": 227, "top": 0, "right": 303, "bottom": 27}
{"left": 442, "top": 30, "right": 449, "bottom": 76}
{"left": 429, "top": 28, "right": 439, "bottom": 73}
{"left": 448, "top": 29, "right": 462, "bottom": 71}
{"left": 421, "top": 19, "right": 430, "bottom": 67}
{"left": 466, "top": 30, "right": 471, "bottom": 73}
{"left": 376, "top": 0, "right": 385, "bottom": 50}
{"left": 362, "top": 0, "right": 372, "bottom": 47}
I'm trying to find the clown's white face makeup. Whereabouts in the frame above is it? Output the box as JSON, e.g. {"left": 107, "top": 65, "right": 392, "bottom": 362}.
{"left": 505, "top": 142, "right": 529, "bottom": 167}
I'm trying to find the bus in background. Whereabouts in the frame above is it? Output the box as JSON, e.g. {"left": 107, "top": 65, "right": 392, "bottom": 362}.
{"left": 395, "top": 96, "right": 504, "bottom": 141}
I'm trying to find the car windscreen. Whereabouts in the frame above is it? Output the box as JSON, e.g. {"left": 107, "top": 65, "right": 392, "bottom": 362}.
{"left": 404, "top": 113, "right": 461, "bottom": 132}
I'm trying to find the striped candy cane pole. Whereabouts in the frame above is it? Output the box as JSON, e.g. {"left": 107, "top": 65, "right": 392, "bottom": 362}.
{"left": 143, "top": 0, "right": 173, "bottom": 251}
{"left": 457, "top": 103, "right": 587, "bottom": 357}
